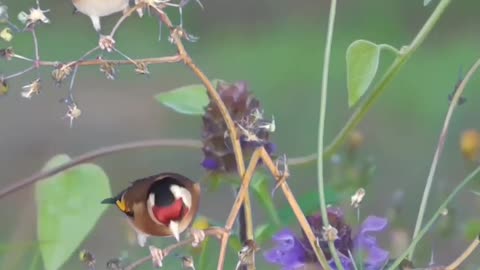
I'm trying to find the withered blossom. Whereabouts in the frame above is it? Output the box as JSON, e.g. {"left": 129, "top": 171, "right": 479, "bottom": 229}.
{"left": 51, "top": 63, "right": 73, "bottom": 86}
{"left": 21, "top": 78, "right": 41, "bottom": 99}
{"left": 0, "top": 47, "right": 14, "bottom": 60}
{"left": 201, "top": 81, "right": 276, "bottom": 173}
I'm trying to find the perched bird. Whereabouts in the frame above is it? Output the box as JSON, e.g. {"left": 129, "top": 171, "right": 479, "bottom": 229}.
{"left": 71, "top": 0, "right": 140, "bottom": 51}
{"left": 102, "top": 172, "right": 204, "bottom": 267}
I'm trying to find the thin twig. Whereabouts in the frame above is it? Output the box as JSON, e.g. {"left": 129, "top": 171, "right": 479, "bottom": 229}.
{"left": 409, "top": 57, "right": 480, "bottom": 259}
{"left": 0, "top": 139, "right": 202, "bottom": 200}
{"left": 317, "top": 0, "right": 341, "bottom": 268}
{"left": 39, "top": 55, "right": 182, "bottom": 67}
{"left": 445, "top": 236, "right": 480, "bottom": 270}
{"left": 110, "top": 2, "right": 147, "bottom": 37}
{"left": 217, "top": 149, "right": 262, "bottom": 268}
{"left": 259, "top": 147, "right": 331, "bottom": 269}
{"left": 124, "top": 227, "right": 227, "bottom": 270}
{"left": 149, "top": 5, "right": 254, "bottom": 268}
{"left": 4, "top": 66, "right": 35, "bottom": 80}
{"left": 386, "top": 165, "right": 480, "bottom": 270}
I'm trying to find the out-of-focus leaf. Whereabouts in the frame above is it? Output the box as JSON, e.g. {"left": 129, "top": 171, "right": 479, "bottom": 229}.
{"left": 464, "top": 219, "right": 480, "bottom": 240}
{"left": 424, "top": 0, "right": 433, "bottom": 6}
{"left": 35, "top": 154, "right": 111, "bottom": 270}
{"left": 154, "top": 79, "right": 222, "bottom": 115}
{"left": 346, "top": 40, "right": 381, "bottom": 107}
{"left": 251, "top": 172, "right": 280, "bottom": 225}
{"left": 278, "top": 186, "right": 338, "bottom": 224}
{"left": 254, "top": 224, "right": 278, "bottom": 246}
{"left": 229, "top": 234, "right": 242, "bottom": 252}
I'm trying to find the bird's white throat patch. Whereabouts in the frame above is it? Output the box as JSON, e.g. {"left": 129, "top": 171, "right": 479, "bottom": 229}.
{"left": 170, "top": 185, "right": 192, "bottom": 209}
{"left": 147, "top": 184, "right": 192, "bottom": 209}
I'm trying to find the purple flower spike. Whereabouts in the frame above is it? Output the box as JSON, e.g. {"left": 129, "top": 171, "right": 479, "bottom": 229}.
{"left": 201, "top": 157, "right": 220, "bottom": 170}
{"left": 263, "top": 229, "right": 307, "bottom": 270}
{"left": 355, "top": 216, "right": 390, "bottom": 269}
{"left": 328, "top": 252, "right": 354, "bottom": 270}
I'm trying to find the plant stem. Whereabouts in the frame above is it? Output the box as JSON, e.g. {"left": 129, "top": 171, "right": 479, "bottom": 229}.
{"left": 0, "top": 139, "right": 202, "bottom": 199}
{"left": 409, "top": 57, "right": 480, "bottom": 259}
{"left": 323, "top": 0, "right": 452, "bottom": 159}
{"left": 386, "top": 165, "right": 480, "bottom": 270}
{"left": 318, "top": 0, "right": 341, "bottom": 269}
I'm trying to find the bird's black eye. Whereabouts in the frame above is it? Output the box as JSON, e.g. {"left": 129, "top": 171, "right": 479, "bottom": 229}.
{"left": 124, "top": 210, "right": 134, "bottom": 218}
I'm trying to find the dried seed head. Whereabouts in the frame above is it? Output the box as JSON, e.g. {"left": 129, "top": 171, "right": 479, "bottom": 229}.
{"left": 51, "top": 64, "right": 73, "bottom": 86}
{"left": 322, "top": 225, "right": 339, "bottom": 242}
{"left": 0, "top": 47, "right": 14, "bottom": 60}
{"left": 0, "top": 27, "right": 12, "bottom": 42}
{"left": 100, "top": 61, "right": 117, "bottom": 80}
{"left": 21, "top": 78, "right": 41, "bottom": 99}
{"left": 0, "top": 77, "right": 8, "bottom": 95}
{"left": 79, "top": 249, "right": 96, "bottom": 267}
{"left": 106, "top": 258, "right": 124, "bottom": 270}
{"left": 180, "top": 255, "right": 195, "bottom": 270}
{"left": 351, "top": 187, "right": 366, "bottom": 208}
{"left": 201, "top": 81, "right": 275, "bottom": 173}
{"left": 0, "top": 5, "right": 8, "bottom": 23}
{"left": 63, "top": 102, "right": 81, "bottom": 128}
{"left": 134, "top": 62, "right": 150, "bottom": 75}
{"left": 235, "top": 239, "right": 259, "bottom": 270}
{"left": 19, "top": 7, "right": 50, "bottom": 28}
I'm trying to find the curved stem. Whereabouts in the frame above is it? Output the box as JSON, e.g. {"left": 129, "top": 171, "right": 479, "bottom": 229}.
{"left": 409, "top": 57, "right": 480, "bottom": 259}
{"left": 318, "top": 0, "right": 341, "bottom": 269}
{"left": 0, "top": 139, "right": 202, "bottom": 200}
{"left": 323, "top": 0, "right": 452, "bottom": 159}
{"left": 386, "top": 165, "right": 480, "bottom": 270}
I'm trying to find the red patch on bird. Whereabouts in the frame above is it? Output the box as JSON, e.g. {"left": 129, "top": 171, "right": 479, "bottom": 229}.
{"left": 152, "top": 198, "right": 186, "bottom": 225}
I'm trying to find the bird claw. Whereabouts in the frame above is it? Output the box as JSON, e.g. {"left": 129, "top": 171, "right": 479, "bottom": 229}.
{"left": 99, "top": 35, "right": 116, "bottom": 52}
{"left": 190, "top": 228, "right": 205, "bottom": 247}
{"left": 149, "top": 245, "right": 165, "bottom": 268}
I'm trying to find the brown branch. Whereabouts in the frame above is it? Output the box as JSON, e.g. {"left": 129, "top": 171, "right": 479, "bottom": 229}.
{"left": 38, "top": 55, "right": 182, "bottom": 68}
{"left": 124, "top": 227, "right": 227, "bottom": 270}
{"left": 149, "top": 5, "right": 255, "bottom": 269}
{"left": 259, "top": 147, "right": 331, "bottom": 269}
{"left": 445, "top": 236, "right": 480, "bottom": 270}
{"left": 217, "top": 148, "right": 262, "bottom": 269}
{"left": 0, "top": 139, "right": 202, "bottom": 200}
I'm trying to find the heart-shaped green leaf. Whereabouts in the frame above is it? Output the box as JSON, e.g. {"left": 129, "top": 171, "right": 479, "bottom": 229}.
{"left": 154, "top": 79, "right": 222, "bottom": 115}
{"left": 346, "top": 40, "right": 381, "bottom": 107}
{"left": 35, "top": 154, "right": 111, "bottom": 270}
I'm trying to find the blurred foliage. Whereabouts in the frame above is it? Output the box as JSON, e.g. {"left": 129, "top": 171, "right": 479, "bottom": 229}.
{"left": 36, "top": 155, "right": 111, "bottom": 270}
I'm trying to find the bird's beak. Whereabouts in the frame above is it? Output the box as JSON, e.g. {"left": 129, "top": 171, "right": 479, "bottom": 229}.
{"left": 169, "top": 221, "right": 180, "bottom": 242}
{"left": 101, "top": 197, "right": 117, "bottom": 204}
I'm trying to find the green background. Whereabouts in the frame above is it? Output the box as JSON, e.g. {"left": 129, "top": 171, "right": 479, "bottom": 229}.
{"left": 0, "top": 0, "right": 479, "bottom": 269}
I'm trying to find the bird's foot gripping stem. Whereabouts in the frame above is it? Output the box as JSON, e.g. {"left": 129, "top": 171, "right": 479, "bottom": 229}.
{"left": 149, "top": 245, "right": 165, "bottom": 268}
{"left": 190, "top": 228, "right": 206, "bottom": 247}
{"left": 99, "top": 35, "right": 116, "bottom": 52}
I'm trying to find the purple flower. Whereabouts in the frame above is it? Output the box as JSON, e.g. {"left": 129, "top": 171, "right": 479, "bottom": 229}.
{"left": 354, "top": 216, "right": 390, "bottom": 270}
{"left": 263, "top": 229, "right": 308, "bottom": 270}
{"left": 263, "top": 211, "right": 390, "bottom": 270}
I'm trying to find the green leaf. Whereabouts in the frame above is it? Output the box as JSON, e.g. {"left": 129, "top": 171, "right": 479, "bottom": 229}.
{"left": 278, "top": 187, "right": 338, "bottom": 224}
{"left": 254, "top": 224, "right": 278, "bottom": 246}
{"left": 464, "top": 219, "right": 480, "bottom": 240}
{"left": 424, "top": 0, "right": 433, "bottom": 6}
{"left": 35, "top": 154, "right": 111, "bottom": 270}
{"left": 346, "top": 40, "right": 381, "bottom": 107}
{"left": 154, "top": 79, "right": 222, "bottom": 115}
{"left": 251, "top": 172, "right": 281, "bottom": 225}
